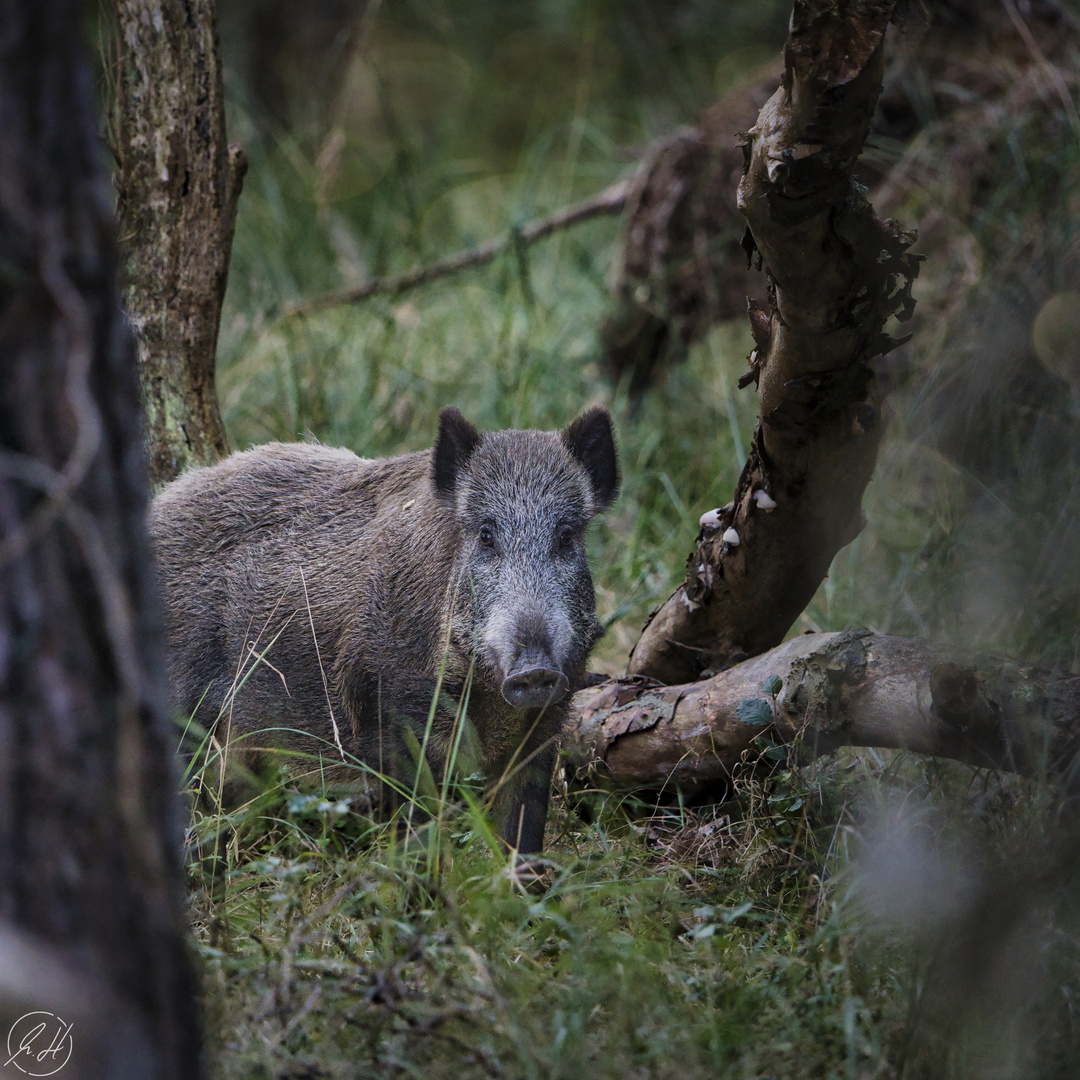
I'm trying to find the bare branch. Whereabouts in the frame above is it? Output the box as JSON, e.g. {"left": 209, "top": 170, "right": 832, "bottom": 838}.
{"left": 283, "top": 180, "right": 631, "bottom": 318}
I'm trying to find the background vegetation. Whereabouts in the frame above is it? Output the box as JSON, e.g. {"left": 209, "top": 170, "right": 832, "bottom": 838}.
{"left": 172, "top": 1, "right": 1080, "bottom": 1075}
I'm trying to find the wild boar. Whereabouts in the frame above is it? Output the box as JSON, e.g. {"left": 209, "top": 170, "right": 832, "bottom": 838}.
{"left": 149, "top": 407, "right": 619, "bottom": 854}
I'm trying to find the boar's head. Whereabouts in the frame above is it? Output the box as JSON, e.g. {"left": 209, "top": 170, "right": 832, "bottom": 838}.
{"left": 432, "top": 407, "right": 619, "bottom": 710}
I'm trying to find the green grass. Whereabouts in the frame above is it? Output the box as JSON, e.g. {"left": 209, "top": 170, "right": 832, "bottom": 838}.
{"left": 188, "top": 730, "right": 1080, "bottom": 1079}
{"left": 190, "top": 747, "right": 901, "bottom": 1080}
{"left": 193, "top": 4, "right": 1080, "bottom": 1075}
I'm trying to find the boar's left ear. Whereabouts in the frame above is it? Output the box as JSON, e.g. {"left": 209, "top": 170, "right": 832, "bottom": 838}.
{"left": 432, "top": 407, "right": 482, "bottom": 499}
{"left": 561, "top": 407, "right": 620, "bottom": 512}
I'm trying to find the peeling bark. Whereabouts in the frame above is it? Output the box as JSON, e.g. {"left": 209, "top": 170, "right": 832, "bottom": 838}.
{"left": 569, "top": 633, "right": 1080, "bottom": 798}
{"left": 627, "top": 0, "right": 920, "bottom": 684}
{"left": 112, "top": 0, "right": 245, "bottom": 488}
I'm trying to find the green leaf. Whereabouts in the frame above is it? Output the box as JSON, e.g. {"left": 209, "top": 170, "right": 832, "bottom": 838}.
{"left": 761, "top": 674, "right": 783, "bottom": 696}
{"left": 736, "top": 698, "right": 773, "bottom": 725}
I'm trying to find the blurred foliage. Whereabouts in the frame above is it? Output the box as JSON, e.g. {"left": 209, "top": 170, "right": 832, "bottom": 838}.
{"left": 820, "top": 3, "right": 1080, "bottom": 672}
{"left": 217, "top": 0, "right": 788, "bottom": 153}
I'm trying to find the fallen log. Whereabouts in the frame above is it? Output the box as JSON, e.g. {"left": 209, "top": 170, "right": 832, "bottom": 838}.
{"left": 568, "top": 632, "right": 1080, "bottom": 796}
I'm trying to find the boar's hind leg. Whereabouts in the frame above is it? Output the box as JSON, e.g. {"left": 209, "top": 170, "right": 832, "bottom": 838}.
{"left": 490, "top": 744, "right": 557, "bottom": 855}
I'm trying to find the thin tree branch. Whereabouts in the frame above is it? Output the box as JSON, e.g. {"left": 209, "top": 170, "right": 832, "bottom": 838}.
{"left": 283, "top": 179, "right": 631, "bottom": 318}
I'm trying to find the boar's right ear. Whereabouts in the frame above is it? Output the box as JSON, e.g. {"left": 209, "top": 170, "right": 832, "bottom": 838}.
{"left": 561, "top": 407, "right": 620, "bottom": 512}
{"left": 432, "top": 407, "right": 482, "bottom": 499}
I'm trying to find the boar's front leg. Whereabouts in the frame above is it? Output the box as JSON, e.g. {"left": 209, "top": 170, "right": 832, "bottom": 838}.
{"left": 490, "top": 743, "right": 557, "bottom": 855}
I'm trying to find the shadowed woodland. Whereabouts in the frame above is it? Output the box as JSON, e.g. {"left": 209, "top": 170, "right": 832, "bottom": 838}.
{"left": 5, "top": 0, "right": 1080, "bottom": 1077}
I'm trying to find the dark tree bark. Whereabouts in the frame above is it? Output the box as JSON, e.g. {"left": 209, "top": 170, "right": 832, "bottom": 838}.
{"left": 0, "top": 1, "right": 204, "bottom": 1076}
{"left": 112, "top": 0, "right": 245, "bottom": 488}
{"left": 567, "top": 632, "right": 1080, "bottom": 797}
{"left": 626, "top": 0, "right": 920, "bottom": 685}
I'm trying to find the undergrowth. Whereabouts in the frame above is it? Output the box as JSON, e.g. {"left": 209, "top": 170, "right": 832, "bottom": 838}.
{"left": 187, "top": 734, "right": 1080, "bottom": 1079}
{"left": 189, "top": 741, "right": 901, "bottom": 1080}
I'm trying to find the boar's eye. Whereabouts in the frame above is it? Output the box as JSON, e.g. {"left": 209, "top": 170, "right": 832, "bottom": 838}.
{"left": 557, "top": 524, "right": 575, "bottom": 550}
{"left": 478, "top": 523, "right": 496, "bottom": 548}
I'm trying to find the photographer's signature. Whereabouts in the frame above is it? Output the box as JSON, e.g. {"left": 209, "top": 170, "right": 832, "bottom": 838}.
{"left": 5, "top": 1012, "right": 73, "bottom": 1076}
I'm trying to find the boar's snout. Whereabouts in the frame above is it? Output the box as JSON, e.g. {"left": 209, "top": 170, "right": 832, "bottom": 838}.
{"left": 501, "top": 651, "right": 570, "bottom": 710}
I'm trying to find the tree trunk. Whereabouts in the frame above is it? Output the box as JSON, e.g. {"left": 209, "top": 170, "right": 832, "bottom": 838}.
{"left": 568, "top": 632, "right": 1080, "bottom": 797}
{"left": 112, "top": 0, "right": 245, "bottom": 489}
{"left": 627, "top": 0, "right": 920, "bottom": 685}
{"left": 0, "top": 1, "right": 204, "bottom": 1075}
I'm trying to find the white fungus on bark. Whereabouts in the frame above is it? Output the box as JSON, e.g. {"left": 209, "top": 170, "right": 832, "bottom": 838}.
{"left": 699, "top": 508, "right": 723, "bottom": 530}
{"left": 680, "top": 592, "right": 701, "bottom": 612}
{"left": 752, "top": 489, "right": 777, "bottom": 511}
{"left": 722, "top": 527, "right": 740, "bottom": 546}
